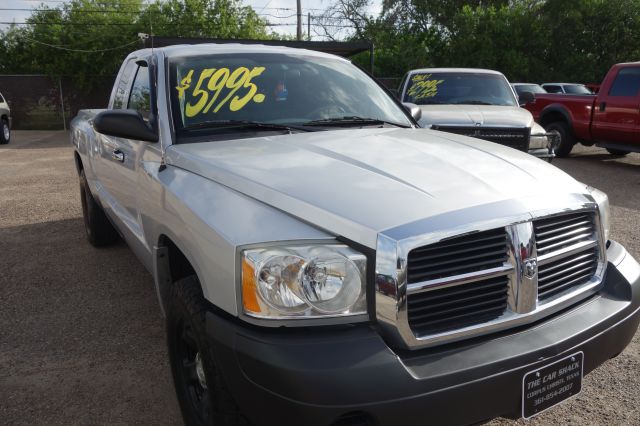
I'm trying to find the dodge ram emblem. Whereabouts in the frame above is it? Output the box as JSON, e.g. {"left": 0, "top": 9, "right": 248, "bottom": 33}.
{"left": 524, "top": 259, "right": 537, "bottom": 278}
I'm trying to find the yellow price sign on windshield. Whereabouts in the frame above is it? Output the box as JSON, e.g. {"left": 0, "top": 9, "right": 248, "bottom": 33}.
{"left": 407, "top": 74, "right": 444, "bottom": 99}
{"left": 176, "top": 66, "right": 266, "bottom": 117}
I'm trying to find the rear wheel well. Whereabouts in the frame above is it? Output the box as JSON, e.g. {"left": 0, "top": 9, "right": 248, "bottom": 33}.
{"left": 1, "top": 114, "right": 7, "bottom": 123}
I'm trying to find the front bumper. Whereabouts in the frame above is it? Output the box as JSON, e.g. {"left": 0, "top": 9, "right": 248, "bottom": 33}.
{"left": 206, "top": 241, "right": 640, "bottom": 426}
{"left": 529, "top": 131, "right": 560, "bottom": 160}
{"left": 529, "top": 147, "right": 555, "bottom": 159}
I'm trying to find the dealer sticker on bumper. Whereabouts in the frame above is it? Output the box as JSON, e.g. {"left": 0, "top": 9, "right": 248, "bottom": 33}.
{"left": 522, "top": 351, "right": 584, "bottom": 419}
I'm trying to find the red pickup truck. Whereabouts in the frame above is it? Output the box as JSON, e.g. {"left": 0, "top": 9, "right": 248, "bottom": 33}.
{"left": 524, "top": 62, "right": 640, "bottom": 156}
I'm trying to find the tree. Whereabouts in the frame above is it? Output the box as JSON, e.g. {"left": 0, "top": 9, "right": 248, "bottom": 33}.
{"left": 138, "top": 0, "right": 269, "bottom": 39}
{"left": 442, "top": 3, "right": 549, "bottom": 81}
{"left": 320, "top": 0, "right": 640, "bottom": 83}
{"left": 0, "top": 0, "right": 270, "bottom": 90}
{"left": 541, "top": 0, "right": 640, "bottom": 83}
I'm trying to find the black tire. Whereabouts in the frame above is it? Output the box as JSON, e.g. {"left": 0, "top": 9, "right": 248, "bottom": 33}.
{"left": 0, "top": 119, "right": 9, "bottom": 144}
{"left": 544, "top": 121, "right": 574, "bottom": 157}
{"left": 606, "top": 148, "right": 629, "bottom": 156}
{"left": 167, "top": 276, "right": 248, "bottom": 426}
{"left": 79, "top": 169, "right": 118, "bottom": 246}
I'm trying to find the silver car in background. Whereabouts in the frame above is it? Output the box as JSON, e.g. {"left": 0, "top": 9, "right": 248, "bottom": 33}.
{"left": 511, "top": 82, "right": 547, "bottom": 97}
{"left": 541, "top": 83, "right": 593, "bottom": 94}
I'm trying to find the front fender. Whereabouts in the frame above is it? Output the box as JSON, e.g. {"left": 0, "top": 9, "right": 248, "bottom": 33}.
{"left": 142, "top": 165, "right": 333, "bottom": 316}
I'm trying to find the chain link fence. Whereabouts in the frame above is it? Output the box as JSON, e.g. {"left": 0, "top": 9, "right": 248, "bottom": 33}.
{"left": 0, "top": 75, "right": 115, "bottom": 130}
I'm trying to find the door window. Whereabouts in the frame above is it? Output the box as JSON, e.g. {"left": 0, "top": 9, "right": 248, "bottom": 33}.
{"left": 112, "top": 60, "right": 137, "bottom": 109}
{"left": 544, "top": 85, "right": 562, "bottom": 93}
{"left": 128, "top": 65, "right": 151, "bottom": 119}
{"left": 608, "top": 68, "right": 640, "bottom": 97}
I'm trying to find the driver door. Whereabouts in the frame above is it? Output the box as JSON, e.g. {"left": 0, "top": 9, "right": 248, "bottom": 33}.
{"left": 97, "top": 59, "right": 152, "bottom": 253}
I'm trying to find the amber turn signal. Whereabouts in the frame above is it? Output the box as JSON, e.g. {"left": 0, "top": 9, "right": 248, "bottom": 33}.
{"left": 242, "top": 257, "right": 262, "bottom": 314}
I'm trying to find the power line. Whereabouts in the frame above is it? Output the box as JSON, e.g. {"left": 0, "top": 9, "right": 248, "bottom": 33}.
{"left": 0, "top": 21, "right": 358, "bottom": 29}
{"left": 0, "top": 9, "right": 308, "bottom": 20}
{"left": 18, "top": 0, "right": 320, "bottom": 6}
{"left": 23, "top": 35, "right": 140, "bottom": 52}
{"left": 1, "top": 21, "right": 145, "bottom": 26}
{"left": 18, "top": 0, "right": 151, "bottom": 3}
{"left": 0, "top": 8, "right": 146, "bottom": 14}
{"left": 15, "top": 0, "right": 321, "bottom": 8}
{"left": 0, "top": 9, "right": 307, "bottom": 19}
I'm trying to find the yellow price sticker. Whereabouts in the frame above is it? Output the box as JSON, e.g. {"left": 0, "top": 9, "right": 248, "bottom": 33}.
{"left": 407, "top": 74, "right": 444, "bottom": 99}
{"left": 176, "top": 66, "right": 266, "bottom": 117}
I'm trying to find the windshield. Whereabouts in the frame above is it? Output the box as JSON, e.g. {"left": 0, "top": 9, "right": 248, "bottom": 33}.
{"left": 563, "top": 84, "right": 592, "bottom": 95}
{"left": 169, "top": 53, "right": 412, "bottom": 140}
{"left": 513, "top": 84, "right": 547, "bottom": 95}
{"left": 403, "top": 72, "right": 517, "bottom": 106}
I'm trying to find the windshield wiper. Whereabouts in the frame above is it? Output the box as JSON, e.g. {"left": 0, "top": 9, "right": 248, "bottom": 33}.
{"left": 453, "top": 101, "right": 494, "bottom": 105}
{"left": 182, "top": 120, "right": 316, "bottom": 133}
{"left": 303, "top": 116, "right": 409, "bottom": 128}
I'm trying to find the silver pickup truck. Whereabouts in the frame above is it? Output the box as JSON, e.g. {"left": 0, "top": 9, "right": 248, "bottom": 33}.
{"left": 398, "top": 68, "right": 557, "bottom": 160}
{"left": 71, "top": 44, "right": 640, "bottom": 426}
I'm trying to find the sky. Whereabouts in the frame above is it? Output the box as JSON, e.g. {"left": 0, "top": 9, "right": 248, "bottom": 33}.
{"left": 0, "top": 0, "right": 383, "bottom": 37}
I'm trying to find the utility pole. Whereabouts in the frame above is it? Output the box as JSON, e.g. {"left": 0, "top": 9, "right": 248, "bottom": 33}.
{"left": 296, "top": 0, "right": 302, "bottom": 41}
{"left": 308, "top": 12, "right": 311, "bottom": 41}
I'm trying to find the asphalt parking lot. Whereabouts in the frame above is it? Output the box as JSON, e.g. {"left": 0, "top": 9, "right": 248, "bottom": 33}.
{"left": 1, "top": 131, "right": 639, "bottom": 425}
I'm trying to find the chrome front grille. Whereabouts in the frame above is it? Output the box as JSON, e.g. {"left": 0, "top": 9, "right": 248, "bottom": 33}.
{"left": 534, "top": 212, "right": 599, "bottom": 302}
{"left": 407, "top": 228, "right": 509, "bottom": 284}
{"left": 431, "top": 125, "right": 531, "bottom": 151}
{"left": 534, "top": 212, "right": 595, "bottom": 256}
{"left": 408, "top": 276, "right": 509, "bottom": 335}
{"left": 406, "top": 229, "right": 510, "bottom": 334}
{"left": 538, "top": 248, "right": 598, "bottom": 301}
{"left": 375, "top": 205, "right": 606, "bottom": 350}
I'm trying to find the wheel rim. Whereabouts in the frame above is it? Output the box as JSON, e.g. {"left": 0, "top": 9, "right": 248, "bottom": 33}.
{"left": 177, "top": 319, "right": 211, "bottom": 423}
{"left": 2, "top": 124, "right": 8, "bottom": 140}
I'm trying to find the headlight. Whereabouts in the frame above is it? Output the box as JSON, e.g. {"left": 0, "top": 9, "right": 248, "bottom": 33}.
{"left": 586, "top": 185, "right": 610, "bottom": 242}
{"left": 241, "top": 244, "right": 367, "bottom": 320}
{"left": 529, "top": 133, "right": 549, "bottom": 149}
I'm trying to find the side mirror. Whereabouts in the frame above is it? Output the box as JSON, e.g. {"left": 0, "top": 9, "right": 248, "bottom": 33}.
{"left": 518, "top": 91, "right": 535, "bottom": 106}
{"left": 93, "top": 109, "right": 158, "bottom": 142}
{"left": 402, "top": 102, "right": 422, "bottom": 122}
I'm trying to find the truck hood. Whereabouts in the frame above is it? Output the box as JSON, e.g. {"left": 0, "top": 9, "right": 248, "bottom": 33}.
{"left": 165, "top": 128, "right": 585, "bottom": 248}
{"left": 418, "top": 105, "right": 534, "bottom": 129}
